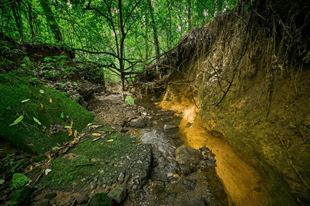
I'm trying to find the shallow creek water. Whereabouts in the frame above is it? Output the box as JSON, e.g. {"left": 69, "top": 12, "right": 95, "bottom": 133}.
{"left": 136, "top": 96, "right": 270, "bottom": 206}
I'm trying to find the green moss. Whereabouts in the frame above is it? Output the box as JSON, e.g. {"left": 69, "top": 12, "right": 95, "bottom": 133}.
{"left": 10, "top": 186, "right": 34, "bottom": 206}
{"left": 38, "top": 131, "right": 144, "bottom": 191}
{"left": 0, "top": 72, "right": 94, "bottom": 154}
{"left": 87, "top": 193, "right": 114, "bottom": 206}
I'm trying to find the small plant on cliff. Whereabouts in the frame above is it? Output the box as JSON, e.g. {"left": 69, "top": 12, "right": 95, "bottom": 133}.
{"left": 125, "top": 96, "right": 134, "bottom": 106}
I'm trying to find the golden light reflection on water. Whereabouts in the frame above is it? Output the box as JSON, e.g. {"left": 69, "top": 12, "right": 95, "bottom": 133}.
{"left": 160, "top": 92, "right": 269, "bottom": 206}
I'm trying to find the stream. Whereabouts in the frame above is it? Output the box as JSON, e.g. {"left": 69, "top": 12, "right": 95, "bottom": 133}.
{"left": 134, "top": 94, "right": 270, "bottom": 206}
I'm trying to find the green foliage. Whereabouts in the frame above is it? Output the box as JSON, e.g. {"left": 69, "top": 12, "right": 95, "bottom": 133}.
{"left": 9, "top": 115, "right": 24, "bottom": 127}
{"left": 11, "top": 173, "right": 29, "bottom": 190}
{"left": 0, "top": 0, "right": 237, "bottom": 84}
{"left": 125, "top": 96, "right": 135, "bottom": 106}
{"left": 44, "top": 57, "right": 52, "bottom": 62}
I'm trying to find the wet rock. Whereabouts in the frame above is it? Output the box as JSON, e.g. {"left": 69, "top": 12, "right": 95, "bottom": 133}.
{"left": 44, "top": 192, "right": 57, "bottom": 200}
{"left": 118, "top": 172, "right": 125, "bottom": 183}
{"left": 199, "top": 147, "right": 216, "bottom": 167}
{"left": 162, "top": 111, "right": 175, "bottom": 116}
{"left": 141, "top": 130, "right": 175, "bottom": 157}
{"left": 40, "top": 200, "right": 50, "bottom": 206}
{"left": 141, "top": 130, "right": 177, "bottom": 182}
{"left": 178, "top": 164, "right": 191, "bottom": 175}
{"left": 108, "top": 185, "right": 126, "bottom": 204}
{"left": 187, "top": 198, "right": 209, "bottom": 206}
{"left": 78, "top": 85, "right": 105, "bottom": 101}
{"left": 206, "top": 156, "right": 216, "bottom": 167}
{"left": 164, "top": 125, "right": 179, "bottom": 134}
{"left": 149, "top": 181, "right": 165, "bottom": 193}
{"left": 72, "top": 94, "right": 83, "bottom": 103}
{"left": 182, "top": 179, "right": 197, "bottom": 190}
{"left": 70, "top": 197, "right": 77, "bottom": 206}
{"left": 175, "top": 146, "right": 201, "bottom": 171}
{"left": 129, "top": 118, "right": 146, "bottom": 128}
{"left": 77, "top": 194, "right": 89, "bottom": 204}
{"left": 87, "top": 193, "right": 114, "bottom": 206}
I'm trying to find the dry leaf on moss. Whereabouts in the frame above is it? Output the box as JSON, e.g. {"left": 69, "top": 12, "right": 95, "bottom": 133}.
{"left": 68, "top": 128, "right": 72, "bottom": 136}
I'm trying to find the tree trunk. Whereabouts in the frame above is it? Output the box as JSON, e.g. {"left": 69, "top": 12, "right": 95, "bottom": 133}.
{"left": 11, "top": 2, "right": 24, "bottom": 40}
{"left": 118, "top": 0, "right": 126, "bottom": 91}
{"left": 147, "top": 0, "right": 160, "bottom": 60}
{"left": 217, "top": 0, "right": 223, "bottom": 13}
{"left": 188, "top": 0, "right": 191, "bottom": 30}
{"left": 27, "top": 1, "right": 35, "bottom": 41}
{"left": 39, "top": 0, "right": 63, "bottom": 42}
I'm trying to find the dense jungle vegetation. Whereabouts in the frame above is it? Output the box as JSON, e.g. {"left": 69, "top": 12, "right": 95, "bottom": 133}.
{"left": 0, "top": 0, "right": 238, "bottom": 88}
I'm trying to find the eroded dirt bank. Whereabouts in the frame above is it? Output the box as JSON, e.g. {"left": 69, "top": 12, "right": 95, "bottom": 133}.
{"left": 134, "top": 0, "right": 310, "bottom": 204}
{"left": 159, "top": 89, "right": 269, "bottom": 206}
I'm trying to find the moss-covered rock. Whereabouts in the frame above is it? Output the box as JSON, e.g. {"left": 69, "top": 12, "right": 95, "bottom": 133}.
{"left": 37, "top": 131, "right": 151, "bottom": 192}
{"left": 10, "top": 186, "right": 34, "bottom": 206}
{"left": 87, "top": 193, "right": 114, "bottom": 206}
{"left": 0, "top": 72, "right": 94, "bottom": 154}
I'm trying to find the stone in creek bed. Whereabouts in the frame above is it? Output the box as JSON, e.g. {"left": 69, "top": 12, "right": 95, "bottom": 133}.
{"left": 164, "top": 125, "right": 179, "bottom": 134}
{"left": 129, "top": 118, "right": 146, "bottom": 128}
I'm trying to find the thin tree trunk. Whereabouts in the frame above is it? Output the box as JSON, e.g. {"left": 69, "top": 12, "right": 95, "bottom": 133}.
{"left": 27, "top": 1, "right": 35, "bottom": 41}
{"left": 11, "top": 2, "right": 23, "bottom": 40}
{"left": 217, "top": 0, "right": 223, "bottom": 13}
{"left": 118, "top": 0, "right": 126, "bottom": 91}
{"left": 39, "top": 0, "right": 63, "bottom": 42}
{"left": 147, "top": 0, "right": 160, "bottom": 60}
{"left": 188, "top": 0, "right": 191, "bottom": 30}
{"left": 167, "top": 0, "right": 172, "bottom": 48}
{"left": 145, "top": 13, "right": 149, "bottom": 61}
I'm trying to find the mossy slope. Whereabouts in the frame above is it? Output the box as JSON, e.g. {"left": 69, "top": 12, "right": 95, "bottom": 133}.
{"left": 38, "top": 131, "right": 151, "bottom": 192}
{"left": 0, "top": 72, "right": 94, "bottom": 154}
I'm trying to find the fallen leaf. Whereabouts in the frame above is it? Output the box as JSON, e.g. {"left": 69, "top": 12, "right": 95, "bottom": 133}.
{"left": 57, "top": 143, "right": 60, "bottom": 146}
{"left": 74, "top": 130, "right": 77, "bottom": 138}
{"left": 148, "top": 179, "right": 152, "bottom": 185}
{"left": 33, "top": 117, "right": 41, "bottom": 125}
{"left": 9, "top": 115, "right": 23, "bottom": 126}
{"left": 65, "top": 126, "right": 72, "bottom": 129}
{"left": 92, "top": 133, "right": 101, "bottom": 136}
{"left": 40, "top": 104, "right": 44, "bottom": 110}
{"left": 68, "top": 128, "right": 72, "bottom": 136}
{"left": 136, "top": 141, "right": 142, "bottom": 146}
{"left": 45, "top": 169, "right": 52, "bottom": 175}
{"left": 27, "top": 143, "right": 33, "bottom": 146}
{"left": 49, "top": 98, "right": 52, "bottom": 103}
{"left": 21, "top": 99, "right": 30, "bottom": 103}
{"left": 91, "top": 158, "right": 96, "bottom": 162}
{"left": 173, "top": 174, "right": 179, "bottom": 178}
{"left": 70, "top": 120, "right": 73, "bottom": 127}
{"left": 42, "top": 125, "right": 47, "bottom": 132}
{"left": 107, "top": 139, "right": 114, "bottom": 142}
{"left": 44, "top": 85, "right": 49, "bottom": 88}
{"left": 91, "top": 125, "right": 102, "bottom": 129}
{"left": 92, "top": 137, "right": 101, "bottom": 142}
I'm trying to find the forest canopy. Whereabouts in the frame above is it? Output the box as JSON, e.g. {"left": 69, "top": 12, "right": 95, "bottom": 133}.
{"left": 0, "top": 0, "right": 238, "bottom": 89}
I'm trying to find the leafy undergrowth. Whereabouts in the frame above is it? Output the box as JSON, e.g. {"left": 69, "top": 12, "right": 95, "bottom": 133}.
{"left": 0, "top": 71, "right": 94, "bottom": 154}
